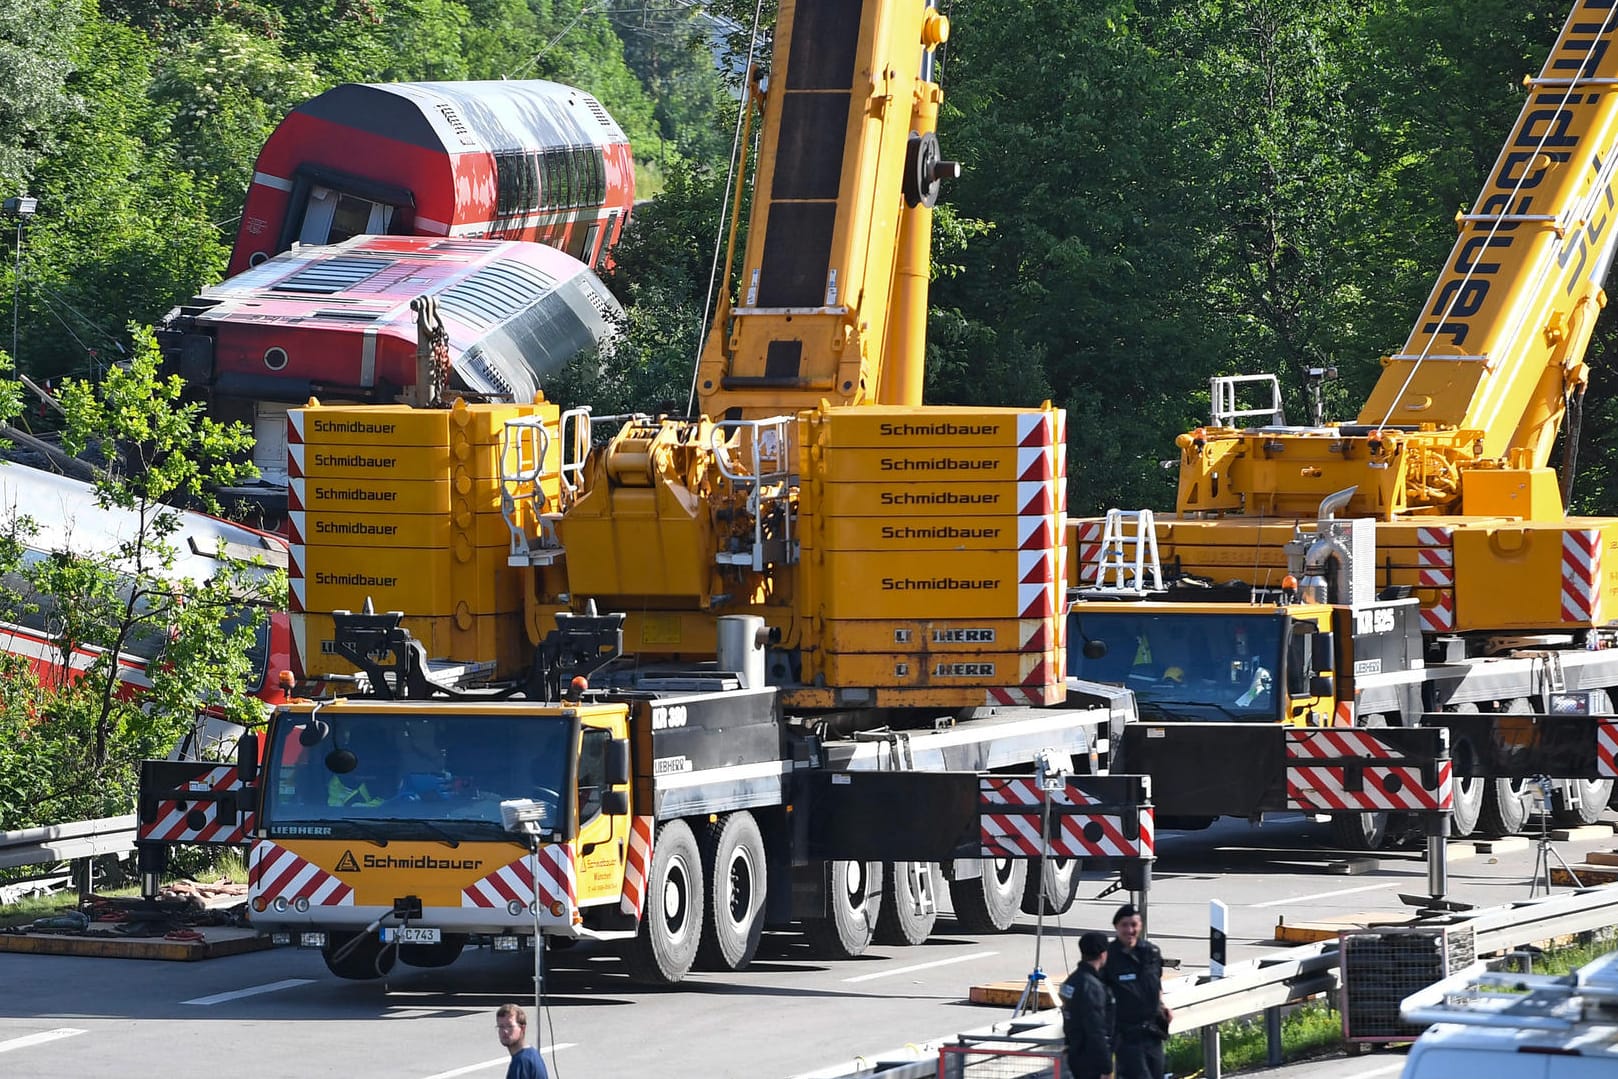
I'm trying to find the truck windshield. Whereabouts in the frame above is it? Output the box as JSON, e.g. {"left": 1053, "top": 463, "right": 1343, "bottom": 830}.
{"left": 1068, "top": 610, "right": 1284, "bottom": 721}
{"left": 261, "top": 710, "right": 573, "bottom": 841}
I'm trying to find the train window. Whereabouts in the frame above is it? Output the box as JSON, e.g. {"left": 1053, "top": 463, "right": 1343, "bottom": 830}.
{"left": 522, "top": 153, "right": 540, "bottom": 213}
{"left": 586, "top": 149, "right": 605, "bottom": 205}
{"left": 495, "top": 153, "right": 517, "bottom": 216}
{"left": 543, "top": 150, "right": 562, "bottom": 211}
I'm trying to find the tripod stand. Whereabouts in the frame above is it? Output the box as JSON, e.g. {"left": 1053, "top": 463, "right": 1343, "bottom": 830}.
{"left": 1529, "top": 776, "right": 1582, "bottom": 897}
{"left": 1012, "top": 784, "right": 1054, "bottom": 1017}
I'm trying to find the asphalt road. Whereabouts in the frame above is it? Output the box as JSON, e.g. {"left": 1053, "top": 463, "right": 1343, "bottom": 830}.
{"left": 3, "top": 812, "right": 1613, "bottom": 1079}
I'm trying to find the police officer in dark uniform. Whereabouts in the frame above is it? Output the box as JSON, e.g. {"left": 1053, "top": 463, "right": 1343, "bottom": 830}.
{"left": 1061, "top": 931, "right": 1116, "bottom": 1079}
{"left": 1103, "top": 904, "right": 1171, "bottom": 1079}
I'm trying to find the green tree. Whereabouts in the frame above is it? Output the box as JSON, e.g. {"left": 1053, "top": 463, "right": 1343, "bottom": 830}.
{"left": 0, "top": 0, "right": 83, "bottom": 196}
{"left": 0, "top": 331, "right": 285, "bottom": 828}
{"left": 14, "top": 11, "right": 227, "bottom": 381}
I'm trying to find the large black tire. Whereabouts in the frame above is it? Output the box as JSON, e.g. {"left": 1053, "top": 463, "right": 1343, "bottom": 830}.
{"left": 398, "top": 935, "right": 467, "bottom": 968}
{"left": 949, "top": 858, "right": 1028, "bottom": 933}
{"left": 1330, "top": 714, "right": 1391, "bottom": 851}
{"left": 1020, "top": 857, "right": 1080, "bottom": 916}
{"left": 1448, "top": 714, "right": 1485, "bottom": 839}
{"left": 804, "top": 860, "right": 884, "bottom": 958}
{"left": 322, "top": 931, "right": 397, "bottom": 980}
{"left": 697, "top": 811, "right": 766, "bottom": 971}
{"left": 1553, "top": 778, "right": 1614, "bottom": 827}
{"left": 626, "top": 819, "right": 704, "bottom": 984}
{"left": 874, "top": 861, "right": 938, "bottom": 946}
{"left": 1478, "top": 700, "right": 1534, "bottom": 836}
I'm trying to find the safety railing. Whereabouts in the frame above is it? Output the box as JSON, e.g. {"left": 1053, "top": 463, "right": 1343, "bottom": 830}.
{"left": 788, "top": 882, "right": 1618, "bottom": 1079}
{"left": 0, "top": 814, "right": 137, "bottom": 902}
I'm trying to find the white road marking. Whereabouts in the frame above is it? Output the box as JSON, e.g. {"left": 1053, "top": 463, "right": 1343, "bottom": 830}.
{"left": 181, "top": 978, "right": 316, "bottom": 1006}
{"left": 1249, "top": 881, "right": 1390, "bottom": 909}
{"left": 1346, "top": 1063, "right": 1404, "bottom": 1079}
{"left": 0, "top": 1029, "right": 87, "bottom": 1054}
{"left": 421, "top": 1044, "right": 576, "bottom": 1079}
{"left": 842, "top": 950, "right": 998, "bottom": 983}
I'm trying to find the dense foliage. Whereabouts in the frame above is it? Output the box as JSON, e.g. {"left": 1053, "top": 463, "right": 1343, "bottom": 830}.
{"left": 0, "top": 342, "right": 286, "bottom": 830}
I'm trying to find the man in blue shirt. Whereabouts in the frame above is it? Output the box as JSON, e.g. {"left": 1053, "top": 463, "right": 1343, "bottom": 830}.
{"left": 496, "top": 1003, "right": 551, "bottom": 1079}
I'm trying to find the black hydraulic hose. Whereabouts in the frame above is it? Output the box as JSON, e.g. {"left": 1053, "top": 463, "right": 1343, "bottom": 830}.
{"left": 1560, "top": 386, "right": 1586, "bottom": 507}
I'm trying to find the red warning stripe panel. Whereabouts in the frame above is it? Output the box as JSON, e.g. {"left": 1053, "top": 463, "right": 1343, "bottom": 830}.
{"left": 1562, "top": 529, "right": 1602, "bottom": 624}
{"left": 980, "top": 810, "right": 1144, "bottom": 858}
{"left": 619, "top": 816, "right": 655, "bottom": 916}
{"left": 1016, "top": 412, "right": 1052, "bottom": 448}
{"left": 1599, "top": 720, "right": 1618, "bottom": 779}
{"left": 1286, "top": 761, "right": 1452, "bottom": 813}
{"left": 1016, "top": 446, "right": 1054, "bottom": 483}
{"left": 248, "top": 840, "right": 354, "bottom": 907}
{"left": 137, "top": 766, "right": 254, "bottom": 845}
{"left": 984, "top": 683, "right": 1065, "bottom": 707}
{"left": 1286, "top": 729, "right": 1399, "bottom": 761}
{"left": 1421, "top": 591, "right": 1454, "bottom": 631}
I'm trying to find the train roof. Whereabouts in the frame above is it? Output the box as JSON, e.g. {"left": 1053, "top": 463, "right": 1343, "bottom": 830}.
{"left": 0, "top": 460, "right": 288, "bottom": 583}
{"left": 182, "top": 235, "right": 622, "bottom": 400}
{"left": 285, "top": 80, "right": 628, "bottom": 156}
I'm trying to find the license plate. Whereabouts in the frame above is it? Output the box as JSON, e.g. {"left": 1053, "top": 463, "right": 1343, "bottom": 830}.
{"left": 381, "top": 927, "right": 441, "bottom": 944}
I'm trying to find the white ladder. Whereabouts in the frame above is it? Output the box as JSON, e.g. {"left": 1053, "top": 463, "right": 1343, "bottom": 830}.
{"left": 1091, "top": 509, "right": 1163, "bottom": 594}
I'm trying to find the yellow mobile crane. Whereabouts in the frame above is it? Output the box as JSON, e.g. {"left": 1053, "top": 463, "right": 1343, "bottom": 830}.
{"left": 137, "top": 0, "right": 1166, "bottom": 985}
{"left": 1069, "top": 0, "right": 1618, "bottom": 849}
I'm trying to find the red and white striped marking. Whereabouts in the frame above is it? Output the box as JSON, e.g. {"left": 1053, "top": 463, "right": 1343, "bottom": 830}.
{"left": 462, "top": 847, "right": 576, "bottom": 913}
{"left": 138, "top": 766, "right": 254, "bottom": 845}
{"left": 1421, "top": 590, "right": 1455, "bottom": 632}
{"left": 1016, "top": 481, "right": 1059, "bottom": 517}
{"left": 1073, "top": 519, "right": 1103, "bottom": 584}
{"left": 248, "top": 840, "right": 354, "bottom": 907}
{"left": 1017, "top": 411, "right": 1054, "bottom": 448}
{"left": 1333, "top": 700, "right": 1355, "bottom": 728}
{"left": 1599, "top": 720, "right": 1617, "bottom": 779}
{"left": 1285, "top": 730, "right": 1452, "bottom": 812}
{"left": 619, "top": 816, "right": 655, "bottom": 917}
{"left": 1018, "top": 514, "right": 1062, "bottom": 551}
{"left": 984, "top": 683, "right": 1066, "bottom": 707}
{"left": 1562, "top": 529, "right": 1603, "bottom": 624}
{"left": 1016, "top": 445, "right": 1055, "bottom": 483}
{"left": 1418, "top": 528, "right": 1456, "bottom": 631}
{"left": 978, "top": 777, "right": 1152, "bottom": 859}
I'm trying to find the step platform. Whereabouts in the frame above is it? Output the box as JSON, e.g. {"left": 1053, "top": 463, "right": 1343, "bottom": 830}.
{"left": 0, "top": 923, "right": 270, "bottom": 961}
{"left": 1275, "top": 911, "right": 1418, "bottom": 945}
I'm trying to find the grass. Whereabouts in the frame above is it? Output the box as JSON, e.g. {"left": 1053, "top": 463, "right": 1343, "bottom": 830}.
{"left": 1161, "top": 931, "right": 1618, "bottom": 1078}
{"left": 0, "top": 849, "right": 247, "bottom": 930}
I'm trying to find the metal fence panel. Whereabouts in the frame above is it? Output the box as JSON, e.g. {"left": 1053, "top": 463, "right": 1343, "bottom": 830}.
{"left": 937, "top": 1046, "right": 1064, "bottom": 1079}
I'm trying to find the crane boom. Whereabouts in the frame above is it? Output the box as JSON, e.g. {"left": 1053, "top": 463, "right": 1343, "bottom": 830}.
{"left": 693, "top": 0, "right": 953, "bottom": 420}
{"left": 1177, "top": 0, "right": 1618, "bottom": 520}
{"left": 1362, "top": 0, "right": 1618, "bottom": 465}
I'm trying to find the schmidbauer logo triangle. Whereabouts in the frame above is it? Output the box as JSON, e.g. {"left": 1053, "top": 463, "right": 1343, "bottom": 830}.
{"left": 335, "top": 850, "right": 360, "bottom": 872}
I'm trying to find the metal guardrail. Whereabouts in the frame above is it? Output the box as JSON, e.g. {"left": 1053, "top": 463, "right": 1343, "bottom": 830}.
{"left": 789, "top": 883, "right": 1618, "bottom": 1079}
{"left": 0, "top": 814, "right": 138, "bottom": 873}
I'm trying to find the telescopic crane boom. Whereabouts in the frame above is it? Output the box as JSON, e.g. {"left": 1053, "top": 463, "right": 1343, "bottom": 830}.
{"left": 1179, "top": 0, "right": 1618, "bottom": 520}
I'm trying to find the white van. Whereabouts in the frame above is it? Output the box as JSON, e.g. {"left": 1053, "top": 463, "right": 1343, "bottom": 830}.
{"left": 1399, "top": 950, "right": 1618, "bottom": 1078}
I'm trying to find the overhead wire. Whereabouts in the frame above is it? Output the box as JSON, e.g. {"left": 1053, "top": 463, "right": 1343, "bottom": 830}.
{"left": 686, "top": 0, "right": 769, "bottom": 416}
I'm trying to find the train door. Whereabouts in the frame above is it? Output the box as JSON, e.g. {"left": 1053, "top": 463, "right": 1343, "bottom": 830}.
{"left": 299, "top": 185, "right": 394, "bottom": 247}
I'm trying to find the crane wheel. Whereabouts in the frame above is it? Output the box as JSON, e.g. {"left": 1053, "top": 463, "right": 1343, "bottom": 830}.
{"left": 696, "top": 811, "right": 766, "bottom": 971}
{"left": 804, "top": 860, "right": 884, "bottom": 958}
{"left": 1447, "top": 713, "right": 1484, "bottom": 839}
{"left": 625, "top": 819, "right": 704, "bottom": 984}
{"left": 874, "top": 861, "right": 938, "bottom": 946}
{"left": 1478, "top": 700, "right": 1533, "bottom": 836}
{"left": 949, "top": 858, "right": 1027, "bottom": 933}
{"left": 1553, "top": 778, "right": 1614, "bottom": 827}
{"left": 1020, "top": 857, "right": 1080, "bottom": 916}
